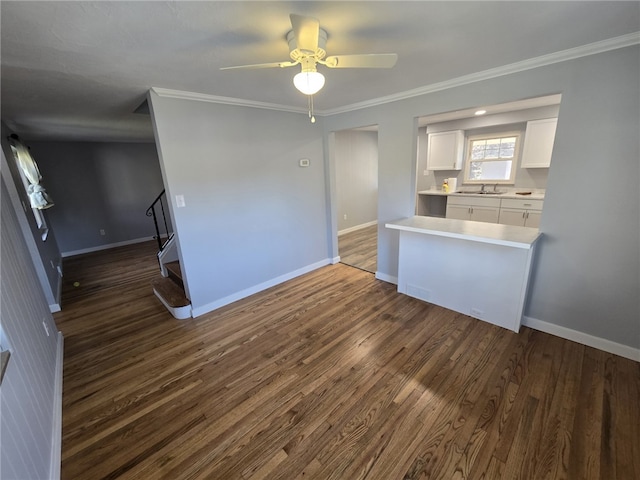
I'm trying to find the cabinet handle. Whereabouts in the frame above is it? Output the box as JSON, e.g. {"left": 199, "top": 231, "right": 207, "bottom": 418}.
{"left": 522, "top": 212, "right": 526, "bottom": 218}
{"left": 526, "top": 212, "right": 530, "bottom": 219}
{"left": 523, "top": 203, "right": 532, "bottom": 206}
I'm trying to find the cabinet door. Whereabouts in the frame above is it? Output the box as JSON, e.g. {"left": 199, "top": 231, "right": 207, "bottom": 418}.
{"left": 427, "top": 130, "right": 464, "bottom": 170}
{"left": 499, "top": 208, "right": 526, "bottom": 226}
{"left": 524, "top": 211, "right": 542, "bottom": 228}
{"left": 470, "top": 206, "right": 499, "bottom": 224}
{"left": 446, "top": 204, "right": 470, "bottom": 220}
{"left": 521, "top": 118, "right": 557, "bottom": 168}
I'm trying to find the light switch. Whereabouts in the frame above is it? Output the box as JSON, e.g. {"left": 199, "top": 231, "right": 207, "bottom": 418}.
{"left": 299, "top": 158, "right": 310, "bottom": 167}
{"left": 176, "top": 195, "right": 186, "bottom": 208}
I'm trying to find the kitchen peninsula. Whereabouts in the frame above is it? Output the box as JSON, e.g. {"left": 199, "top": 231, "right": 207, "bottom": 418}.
{"left": 386, "top": 216, "right": 541, "bottom": 332}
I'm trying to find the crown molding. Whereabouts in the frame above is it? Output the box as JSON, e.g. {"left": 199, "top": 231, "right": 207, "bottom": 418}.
{"left": 322, "top": 31, "right": 640, "bottom": 116}
{"left": 150, "top": 87, "right": 308, "bottom": 115}
{"left": 152, "top": 32, "right": 639, "bottom": 117}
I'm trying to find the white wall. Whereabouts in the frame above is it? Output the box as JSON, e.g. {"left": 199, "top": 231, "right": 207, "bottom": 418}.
{"left": 1, "top": 175, "right": 62, "bottom": 480}
{"left": 324, "top": 45, "right": 640, "bottom": 352}
{"left": 335, "top": 130, "right": 378, "bottom": 232}
{"left": 148, "top": 91, "right": 329, "bottom": 315}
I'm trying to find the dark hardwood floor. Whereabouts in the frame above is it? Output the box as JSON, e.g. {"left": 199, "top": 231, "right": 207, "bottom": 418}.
{"left": 54, "top": 241, "right": 639, "bottom": 479}
{"left": 338, "top": 223, "right": 377, "bottom": 273}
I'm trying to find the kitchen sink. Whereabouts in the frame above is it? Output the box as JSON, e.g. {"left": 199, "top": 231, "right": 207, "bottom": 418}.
{"left": 455, "top": 191, "right": 505, "bottom": 195}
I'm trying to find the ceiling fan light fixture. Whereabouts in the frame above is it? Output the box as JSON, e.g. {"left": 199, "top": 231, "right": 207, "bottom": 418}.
{"left": 293, "top": 70, "right": 325, "bottom": 95}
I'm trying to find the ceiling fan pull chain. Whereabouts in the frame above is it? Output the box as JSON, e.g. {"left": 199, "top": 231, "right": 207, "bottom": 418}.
{"left": 309, "top": 95, "right": 316, "bottom": 124}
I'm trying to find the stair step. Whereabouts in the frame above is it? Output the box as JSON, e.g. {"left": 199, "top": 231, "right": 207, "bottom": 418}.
{"left": 152, "top": 277, "right": 191, "bottom": 320}
{"left": 165, "top": 261, "right": 182, "bottom": 281}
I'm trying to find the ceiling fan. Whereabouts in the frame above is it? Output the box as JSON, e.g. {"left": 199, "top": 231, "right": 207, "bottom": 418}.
{"left": 221, "top": 14, "right": 398, "bottom": 120}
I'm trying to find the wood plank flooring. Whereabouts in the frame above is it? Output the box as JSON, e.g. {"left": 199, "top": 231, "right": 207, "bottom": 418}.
{"left": 54, "top": 241, "right": 640, "bottom": 479}
{"left": 338, "top": 224, "right": 377, "bottom": 273}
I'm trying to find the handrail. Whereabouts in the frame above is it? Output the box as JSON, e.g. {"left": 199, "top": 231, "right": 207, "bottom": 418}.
{"left": 146, "top": 189, "right": 172, "bottom": 251}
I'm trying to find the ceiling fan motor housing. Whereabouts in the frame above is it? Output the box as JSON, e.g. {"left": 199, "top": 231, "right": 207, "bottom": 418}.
{"left": 287, "top": 28, "right": 328, "bottom": 62}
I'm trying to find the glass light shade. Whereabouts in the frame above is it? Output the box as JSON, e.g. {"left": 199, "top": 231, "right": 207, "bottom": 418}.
{"left": 293, "top": 71, "right": 325, "bottom": 95}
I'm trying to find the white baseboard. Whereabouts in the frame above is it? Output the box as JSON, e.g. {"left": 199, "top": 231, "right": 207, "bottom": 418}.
{"left": 338, "top": 220, "right": 378, "bottom": 237}
{"left": 375, "top": 271, "right": 398, "bottom": 285}
{"left": 49, "top": 268, "right": 63, "bottom": 313}
{"left": 522, "top": 316, "right": 640, "bottom": 362}
{"left": 191, "top": 258, "right": 332, "bottom": 318}
{"left": 49, "top": 331, "right": 64, "bottom": 480}
{"left": 331, "top": 256, "right": 341, "bottom": 264}
{"left": 62, "top": 236, "right": 155, "bottom": 258}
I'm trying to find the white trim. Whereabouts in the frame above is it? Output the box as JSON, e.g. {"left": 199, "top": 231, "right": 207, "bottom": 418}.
{"left": 152, "top": 289, "right": 192, "bottom": 320}
{"left": 375, "top": 271, "right": 398, "bottom": 285}
{"left": 49, "top": 331, "right": 64, "bottom": 480}
{"left": 151, "top": 33, "right": 639, "bottom": 118}
{"left": 49, "top": 267, "right": 63, "bottom": 313}
{"left": 61, "top": 236, "right": 155, "bottom": 257}
{"left": 323, "top": 32, "right": 640, "bottom": 115}
{"left": 151, "top": 87, "right": 308, "bottom": 115}
{"left": 338, "top": 220, "right": 378, "bottom": 236}
{"left": 522, "top": 316, "right": 640, "bottom": 362}
{"left": 331, "top": 256, "right": 341, "bottom": 265}
{"left": 190, "top": 259, "right": 332, "bottom": 317}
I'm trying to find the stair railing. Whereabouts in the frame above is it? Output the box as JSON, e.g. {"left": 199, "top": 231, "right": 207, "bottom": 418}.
{"left": 146, "top": 189, "right": 172, "bottom": 251}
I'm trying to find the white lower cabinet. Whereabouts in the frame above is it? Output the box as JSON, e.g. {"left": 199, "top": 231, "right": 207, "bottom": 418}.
{"left": 446, "top": 195, "right": 543, "bottom": 227}
{"left": 446, "top": 196, "right": 501, "bottom": 223}
{"left": 498, "top": 198, "right": 544, "bottom": 228}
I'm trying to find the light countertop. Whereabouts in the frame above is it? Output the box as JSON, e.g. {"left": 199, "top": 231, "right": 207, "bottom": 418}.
{"left": 386, "top": 216, "right": 542, "bottom": 249}
{"left": 417, "top": 190, "right": 545, "bottom": 200}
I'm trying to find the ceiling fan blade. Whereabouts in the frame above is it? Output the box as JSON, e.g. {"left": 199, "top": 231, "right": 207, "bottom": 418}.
{"left": 290, "top": 14, "right": 319, "bottom": 54}
{"left": 324, "top": 53, "right": 398, "bottom": 68}
{"left": 220, "top": 61, "right": 297, "bottom": 70}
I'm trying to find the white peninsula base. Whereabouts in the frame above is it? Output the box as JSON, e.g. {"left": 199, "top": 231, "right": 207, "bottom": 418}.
{"left": 386, "top": 216, "right": 542, "bottom": 332}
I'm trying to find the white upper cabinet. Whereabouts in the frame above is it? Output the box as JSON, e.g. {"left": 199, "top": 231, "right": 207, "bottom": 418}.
{"left": 427, "top": 130, "right": 465, "bottom": 170}
{"left": 520, "top": 118, "right": 558, "bottom": 168}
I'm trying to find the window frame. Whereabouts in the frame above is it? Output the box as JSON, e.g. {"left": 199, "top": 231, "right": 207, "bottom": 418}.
{"left": 463, "top": 131, "right": 521, "bottom": 185}
{"left": 9, "top": 143, "right": 50, "bottom": 241}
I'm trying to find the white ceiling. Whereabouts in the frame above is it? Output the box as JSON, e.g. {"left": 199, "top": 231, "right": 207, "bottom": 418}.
{"left": 1, "top": 1, "right": 639, "bottom": 142}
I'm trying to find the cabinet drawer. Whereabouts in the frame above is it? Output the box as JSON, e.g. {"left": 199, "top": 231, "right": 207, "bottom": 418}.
{"left": 501, "top": 198, "right": 543, "bottom": 210}
{"left": 447, "top": 195, "right": 501, "bottom": 208}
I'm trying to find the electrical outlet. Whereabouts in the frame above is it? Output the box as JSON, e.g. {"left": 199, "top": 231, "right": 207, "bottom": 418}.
{"left": 343, "top": 214, "right": 347, "bottom": 220}
{"left": 100, "top": 229, "right": 106, "bottom": 236}
{"left": 42, "top": 320, "right": 50, "bottom": 337}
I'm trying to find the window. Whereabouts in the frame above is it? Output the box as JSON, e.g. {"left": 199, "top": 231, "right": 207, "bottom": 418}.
{"left": 464, "top": 132, "right": 520, "bottom": 184}
{"left": 8, "top": 137, "right": 53, "bottom": 241}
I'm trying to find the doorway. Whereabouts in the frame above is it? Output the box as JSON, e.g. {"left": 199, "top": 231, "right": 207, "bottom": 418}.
{"left": 334, "top": 126, "right": 379, "bottom": 273}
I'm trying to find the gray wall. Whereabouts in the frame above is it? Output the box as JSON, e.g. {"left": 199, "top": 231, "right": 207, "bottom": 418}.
{"left": 29, "top": 141, "right": 165, "bottom": 255}
{"left": 1, "top": 124, "right": 63, "bottom": 310}
{"left": 148, "top": 92, "right": 329, "bottom": 315}
{"left": 324, "top": 45, "right": 640, "bottom": 350}
{"left": 1, "top": 174, "right": 61, "bottom": 480}
{"left": 335, "top": 129, "right": 378, "bottom": 232}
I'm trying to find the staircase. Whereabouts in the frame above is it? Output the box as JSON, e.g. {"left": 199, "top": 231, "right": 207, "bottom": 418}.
{"left": 147, "top": 190, "right": 191, "bottom": 319}
{"left": 151, "top": 258, "right": 191, "bottom": 320}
